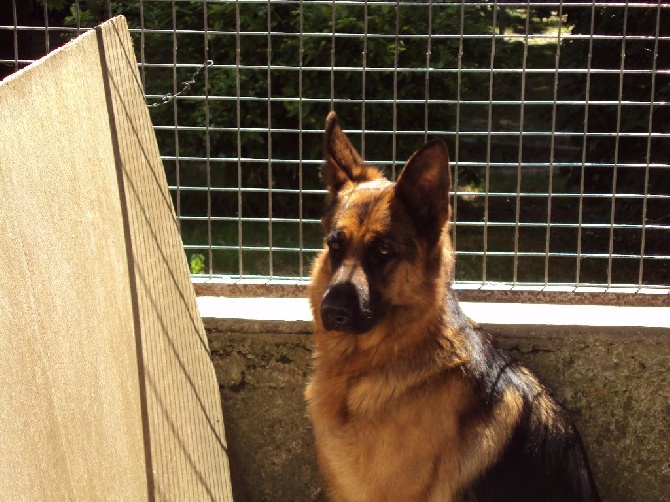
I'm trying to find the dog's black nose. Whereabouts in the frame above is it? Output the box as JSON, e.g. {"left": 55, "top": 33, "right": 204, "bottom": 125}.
{"left": 321, "top": 304, "right": 351, "bottom": 330}
{"left": 320, "top": 282, "right": 359, "bottom": 332}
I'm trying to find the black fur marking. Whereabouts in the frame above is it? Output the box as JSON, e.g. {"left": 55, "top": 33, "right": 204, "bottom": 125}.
{"left": 446, "top": 291, "right": 600, "bottom": 502}
{"left": 463, "top": 404, "right": 600, "bottom": 501}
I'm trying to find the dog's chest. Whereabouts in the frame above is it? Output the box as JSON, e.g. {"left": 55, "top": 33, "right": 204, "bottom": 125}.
{"left": 310, "top": 376, "right": 470, "bottom": 502}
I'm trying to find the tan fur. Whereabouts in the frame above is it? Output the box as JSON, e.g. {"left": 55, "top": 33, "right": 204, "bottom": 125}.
{"left": 307, "top": 112, "right": 599, "bottom": 502}
{"left": 305, "top": 324, "right": 522, "bottom": 501}
{"left": 306, "top": 177, "right": 519, "bottom": 501}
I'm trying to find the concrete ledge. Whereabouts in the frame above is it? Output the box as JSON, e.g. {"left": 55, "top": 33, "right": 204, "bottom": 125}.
{"left": 193, "top": 278, "right": 670, "bottom": 306}
{"left": 197, "top": 296, "right": 670, "bottom": 333}
{"left": 197, "top": 297, "right": 312, "bottom": 333}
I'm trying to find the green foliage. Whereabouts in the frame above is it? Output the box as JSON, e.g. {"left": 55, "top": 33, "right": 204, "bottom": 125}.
{"left": 45, "top": 1, "right": 497, "bottom": 225}
{"left": 189, "top": 253, "right": 206, "bottom": 274}
{"left": 34, "top": 1, "right": 668, "bottom": 283}
{"left": 558, "top": 5, "right": 669, "bottom": 245}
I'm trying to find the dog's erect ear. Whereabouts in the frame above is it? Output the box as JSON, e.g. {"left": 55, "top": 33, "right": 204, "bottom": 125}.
{"left": 394, "top": 139, "right": 451, "bottom": 244}
{"left": 322, "top": 112, "right": 382, "bottom": 194}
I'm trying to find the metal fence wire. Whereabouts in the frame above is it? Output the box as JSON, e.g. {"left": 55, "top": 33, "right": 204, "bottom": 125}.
{"left": 2, "top": 1, "right": 669, "bottom": 292}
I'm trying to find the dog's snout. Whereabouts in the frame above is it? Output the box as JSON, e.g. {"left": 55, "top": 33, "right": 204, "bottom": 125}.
{"left": 320, "top": 282, "right": 361, "bottom": 332}
{"left": 321, "top": 303, "right": 352, "bottom": 330}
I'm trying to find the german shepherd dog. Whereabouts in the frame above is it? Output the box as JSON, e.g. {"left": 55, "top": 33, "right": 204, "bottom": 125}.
{"left": 306, "top": 112, "right": 600, "bottom": 502}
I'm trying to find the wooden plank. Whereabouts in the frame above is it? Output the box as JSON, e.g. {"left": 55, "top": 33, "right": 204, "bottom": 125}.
{"left": 0, "top": 16, "right": 233, "bottom": 501}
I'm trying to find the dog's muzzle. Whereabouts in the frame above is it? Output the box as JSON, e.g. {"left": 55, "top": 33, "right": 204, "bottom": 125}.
{"left": 320, "top": 281, "right": 373, "bottom": 335}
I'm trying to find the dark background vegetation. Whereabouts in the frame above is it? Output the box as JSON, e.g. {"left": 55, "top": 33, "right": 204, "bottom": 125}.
{"left": 2, "top": 1, "right": 668, "bottom": 285}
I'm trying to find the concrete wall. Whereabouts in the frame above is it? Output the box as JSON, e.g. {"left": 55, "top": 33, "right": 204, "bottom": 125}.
{"left": 207, "top": 322, "right": 669, "bottom": 502}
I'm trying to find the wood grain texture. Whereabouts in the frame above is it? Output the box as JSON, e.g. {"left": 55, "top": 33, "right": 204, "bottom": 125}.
{"left": 0, "top": 17, "right": 232, "bottom": 501}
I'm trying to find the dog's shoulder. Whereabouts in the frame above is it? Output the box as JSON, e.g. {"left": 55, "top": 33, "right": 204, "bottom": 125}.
{"left": 445, "top": 291, "right": 600, "bottom": 501}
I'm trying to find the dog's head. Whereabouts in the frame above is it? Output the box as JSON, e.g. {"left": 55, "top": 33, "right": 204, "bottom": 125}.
{"left": 310, "top": 112, "right": 453, "bottom": 336}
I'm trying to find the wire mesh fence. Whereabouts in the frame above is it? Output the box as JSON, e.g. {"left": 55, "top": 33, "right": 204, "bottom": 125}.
{"left": 2, "top": 1, "right": 669, "bottom": 292}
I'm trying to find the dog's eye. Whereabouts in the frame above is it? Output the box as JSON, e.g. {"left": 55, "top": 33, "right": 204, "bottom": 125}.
{"left": 375, "top": 241, "right": 393, "bottom": 261}
{"left": 326, "top": 231, "right": 343, "bottom": 252}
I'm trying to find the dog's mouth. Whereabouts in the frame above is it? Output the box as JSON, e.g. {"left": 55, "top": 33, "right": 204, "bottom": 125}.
{"left": 320, "top": 282, "right": 386, "bottom": 334}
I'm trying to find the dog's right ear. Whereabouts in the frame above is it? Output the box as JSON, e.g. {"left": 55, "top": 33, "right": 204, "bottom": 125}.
{"left": 322, "top": 112, "right": 382, "bottom": 194}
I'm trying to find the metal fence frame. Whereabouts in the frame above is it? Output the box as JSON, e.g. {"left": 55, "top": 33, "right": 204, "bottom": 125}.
{"left": 2, "top": 0, "right": 669, "bottom": 303}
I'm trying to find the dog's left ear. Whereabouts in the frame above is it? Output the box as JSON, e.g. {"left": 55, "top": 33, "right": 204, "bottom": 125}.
{"left": 395, "top": 139, "right": 451, "bottom": 243}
